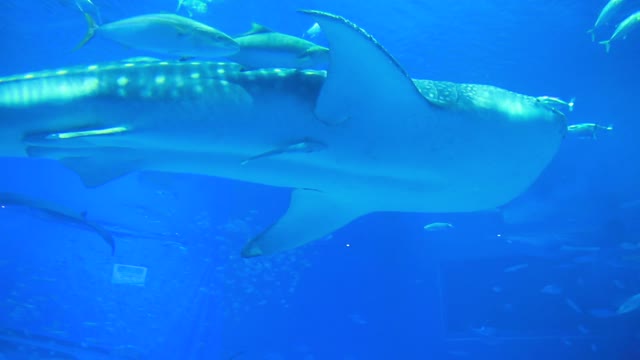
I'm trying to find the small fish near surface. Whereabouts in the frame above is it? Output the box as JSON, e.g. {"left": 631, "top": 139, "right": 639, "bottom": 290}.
{"left": 599, "top": 10, "right": 640, "bottom": 52}
{"left": 617, "top": 292, "right": 640, "bottom": 315}
{"left": 540, "top": 284, "right": 563, "bottom": 295}
{"left": 74, "top": 13, "right": 239, "bottom": 59}
{"left": 565, "top": 297, "right": 583, "bottom": 314}
{"left": 588, "top": 0, "right": 626, "bottom": 41}
{"left": 567, "top": 123, "right": 613, "bottom": 139}
{"left": 228, "top": 23, "right": 330, "bottom": 69}
{"left": 423, "top": 222, "right": 454, "bottom": 231}
{"left": 503, "top": 263, "right": 528, "bottom": 273}
{"left": 0, "top": 192, "right": 115, "bottom": 255}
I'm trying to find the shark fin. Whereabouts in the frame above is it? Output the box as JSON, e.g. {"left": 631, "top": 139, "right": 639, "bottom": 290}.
{"left": 238, "top": 23, "right": 274, "bottom": 37}
{"left": 299, "top": 10, "right": 430, "bottom": 126}
{"left": 241, "top": 189, "right": 368, "bottom": 257}
{"left": 26, "top": 146, "right": 142, "bottom": 188}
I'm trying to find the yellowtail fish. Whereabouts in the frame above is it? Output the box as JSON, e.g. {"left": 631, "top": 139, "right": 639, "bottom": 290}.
{"left": 229, "top": 23, "right": 330, "bottom": 69}
{"left": 599, "top": 10, "right": 640, "bottom": 52}
{"left": 0, "top": 192, "right": 115, "bottom": 255}
{"left": 75, "top": 13, "right": 239, "bottom": 58}
{"left": 567, "top": 123, "right": 613, "bottom": 139}
{"left": 588, "top": 0, "right": 626, "bottom": 41}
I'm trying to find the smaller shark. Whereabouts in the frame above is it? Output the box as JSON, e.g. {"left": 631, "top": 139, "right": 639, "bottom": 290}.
{"left": 0, "top": 192, "right": 115, "bottom": 255}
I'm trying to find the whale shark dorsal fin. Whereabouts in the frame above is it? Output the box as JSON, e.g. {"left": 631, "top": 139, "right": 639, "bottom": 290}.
{"left": 241, "top": 189, "right": 369, "bottom": 257}
{"left": 299, "top": 10, "right": 431, "bottom": 126}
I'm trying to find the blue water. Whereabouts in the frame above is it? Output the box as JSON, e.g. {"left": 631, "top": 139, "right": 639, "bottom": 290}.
{"left": 1, "top": 0, "right": 639, "bottom": 358}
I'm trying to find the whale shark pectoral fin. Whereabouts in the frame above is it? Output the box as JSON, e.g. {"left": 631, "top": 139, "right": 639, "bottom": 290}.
{"left": 241, "top": 189, "right": 369, "bottom": 257}
{"left": 59, "top": 156, "right": 142, "bottom": 188}
{"left": 299, "top": 10, "right": 431, "bottom": 126}
{"left": 26, "top": 146, "right": 143, "bottom": 188}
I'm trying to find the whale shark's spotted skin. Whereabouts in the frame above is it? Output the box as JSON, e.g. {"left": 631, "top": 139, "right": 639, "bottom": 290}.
{"left": 0, "top": 60, "right": 325, "bottom": 108}
{"left": 1, "top": 60, "right": 557, "bottom": 120}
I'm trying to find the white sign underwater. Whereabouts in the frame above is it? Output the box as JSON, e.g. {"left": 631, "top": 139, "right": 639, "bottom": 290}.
{"left": 111, "top": 264, "right": 148, "bottom": 286}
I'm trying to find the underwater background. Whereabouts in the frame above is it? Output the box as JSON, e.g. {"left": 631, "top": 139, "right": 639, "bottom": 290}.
{"left": 1, "top": 0, "right": 639, "bottom": 358}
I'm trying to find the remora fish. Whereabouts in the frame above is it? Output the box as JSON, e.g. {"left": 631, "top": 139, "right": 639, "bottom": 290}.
{"left": 536, "top": 96, "right": 575, "bottom": 112}
{"left": 0, "top": 10, "right": 566, "bottom": 258}
{"left": 588, "top": 0, "right": 626, "bottom": 41}
{"left": 0, "top": 192, "right": 115, "bottom": 255}
{"left": 567, "top": 123, "right": 613, "bottom": 139}
{"left": 240, "top": 138, "right": 326, "bottom": 165}
{"left": 228, "top": 23, "right": 330, "bottom": 69}
{"left": 75, "top": 13, "right": 239, "bottom": 58}
{"left": 599, "top": 10, "right": 640, "bottom": 53}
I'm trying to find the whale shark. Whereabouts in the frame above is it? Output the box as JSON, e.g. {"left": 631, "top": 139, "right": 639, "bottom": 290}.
{"left": 0, "top": 10, "right": 566, "bottom": 257}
